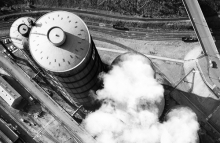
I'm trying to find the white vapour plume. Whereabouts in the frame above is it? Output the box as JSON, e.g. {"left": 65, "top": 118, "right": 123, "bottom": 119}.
{"left": 84, "top": 53, "right": 199, "bottom": 143}
{"left": 161, "top": 107, "right": 199, "bottom": 143}
{"left": 98, "top": 54, "right": 162, "bottom": 102}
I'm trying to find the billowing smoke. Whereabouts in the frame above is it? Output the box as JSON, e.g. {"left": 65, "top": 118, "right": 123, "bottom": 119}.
{"left": 84, "top": 53, "right": 199, "bottom": 143}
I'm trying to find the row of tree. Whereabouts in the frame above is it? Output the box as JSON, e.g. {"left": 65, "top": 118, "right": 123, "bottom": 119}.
{"left": 29, "top": 0, "right": 187, "bottom": 17}
{"left": 1, "top": 0, "right": 219, "bottom": 17}
{"left": 0, "top": 0, "right": 25, "bottom": 7}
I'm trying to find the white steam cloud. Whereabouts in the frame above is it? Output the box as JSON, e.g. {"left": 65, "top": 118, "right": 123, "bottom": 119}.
{"left": 84, "top": 53, "right": 199, "bottom": 143}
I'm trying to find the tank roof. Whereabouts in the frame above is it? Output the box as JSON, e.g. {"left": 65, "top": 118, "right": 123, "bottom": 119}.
{"left": 111, "top": 52, "right": 152, "bottom": 66}
{"left": 9, "top": 17, "right": 34, "bottom": 49}
{"left": 29, "top": 11, "right": 91, "bottom": 72}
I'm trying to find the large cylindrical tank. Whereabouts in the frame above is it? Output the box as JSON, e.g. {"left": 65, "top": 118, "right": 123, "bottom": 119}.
{"left": 111, "top": 52, "right": 156, "bottom": 78}
{"left": 10, "top": 17, "right": 35, "bottom": 49}
{"left": 111, "top": 52, "right": 164, "bottom": 116}
{"left": 28, "top": 11, "right": 103, "bottom": 109}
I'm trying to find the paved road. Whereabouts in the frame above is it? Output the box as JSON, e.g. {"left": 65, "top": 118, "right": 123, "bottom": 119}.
{"left": 0, "top": 9, "right": 195, "bottom": 42}
{"left": 0, "top": 53, "right": 95, "bottom": 143}
{"left": 0, "top": 19, "right": 194, "bottom": 34}
{"left": 0, "top": 18, "right": 194, "bottom": 36}
{"left": 89, "top": 25, "right": 193, "bottom": 40}
{"left": 97, "top": 47, "right": 184, "bottom": 63}
{"left": 182, "top": 0, "right": 220, "bottom": 97}
{"left": 0, "top": 20, "right": 194, "bottom": 41}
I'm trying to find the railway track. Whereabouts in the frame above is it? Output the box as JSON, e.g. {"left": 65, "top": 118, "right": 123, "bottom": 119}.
{"left": 0, "top": 11, "right": 195, "bottom": 42}
{"left": 0, "top": 21, "right": 194, "bottom": 41}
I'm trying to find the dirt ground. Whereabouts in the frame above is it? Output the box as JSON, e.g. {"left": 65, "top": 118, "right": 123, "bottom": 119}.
{"left": 93, "top": 31, "right": 200, "bottom": 85}
{"left": 92, "top": 31, "right": 200, "bottom": 60}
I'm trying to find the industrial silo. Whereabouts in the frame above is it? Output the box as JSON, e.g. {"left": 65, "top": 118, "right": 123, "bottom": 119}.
{"left": 111, "top": 52, "right": 164, "bottom": 116}
{"left": 28, "top": 11, "right": 103, "bottom": 109}
{"left": 10, "top": 17, "right": 35, "bottom": 49}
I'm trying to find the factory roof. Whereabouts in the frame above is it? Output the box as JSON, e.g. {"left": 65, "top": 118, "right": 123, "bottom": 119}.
{"left": 0, "top": 76, "right": 21, "bottom": 106}
{"left": 0, "top": 118, "right": 18, "bottom": 142}
{"left": 29, "top": 11, "right": 91, "bottom": 72}
{"left": 0, "top": 76, "right": 20, "bottom": 98}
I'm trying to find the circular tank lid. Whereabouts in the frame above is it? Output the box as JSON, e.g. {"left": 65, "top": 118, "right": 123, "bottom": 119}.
{"left": 18, "top": 24, "right": 29, "bottom": 36}
{"left": 29, "top": 11, "right": 91, "bottom": 72}
{"left": 112, "top": 52, "right": 152, "bottom": 67}
{"left": 9, "top": 17, "right": 35, "bottom": 49}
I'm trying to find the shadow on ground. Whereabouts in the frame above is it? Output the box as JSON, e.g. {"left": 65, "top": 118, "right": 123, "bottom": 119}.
{"left": 200, "top": 1, "right": 220, "bottom": 52}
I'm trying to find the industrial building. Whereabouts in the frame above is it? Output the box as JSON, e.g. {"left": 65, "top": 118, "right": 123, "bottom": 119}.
{"left": 0, "top": 118, "right": 19, "bottom": 143}
{"left": 0, "top": 76, "right": 23, "bottom": 108}
{"left": 0, "top": 130, "right": 13, "bottom": 143}
{"left": 28, "top": 11, "right": 104, "bottom": 109}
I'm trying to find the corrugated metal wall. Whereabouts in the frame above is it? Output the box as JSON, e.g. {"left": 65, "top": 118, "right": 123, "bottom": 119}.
{"left": 46, "top": 40, "right": 103, "bottom": 109}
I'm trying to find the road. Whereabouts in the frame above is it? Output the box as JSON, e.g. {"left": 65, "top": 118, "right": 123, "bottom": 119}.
{"left": 0, "top": 9, "right": 194, "bottom": 42}
{"left": 89, "top": 25, "right": 194, "bottom": 40}
{"left": 0, "top": 24, "right": 192, "bottom": 41}
{"left": 97, "top": 47, "right": 184, "bottom": 63}
{"left": 0, "top": 18, "right": 194, "bottom": 41}
{"left": 0, "top": 53, "right": 95, "bottom": 143}
{"left": 182, "top": 0, "right": 220, "bottom": 97}
{"left": 0, "top": 19, "right": 193, "bottom": 34}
